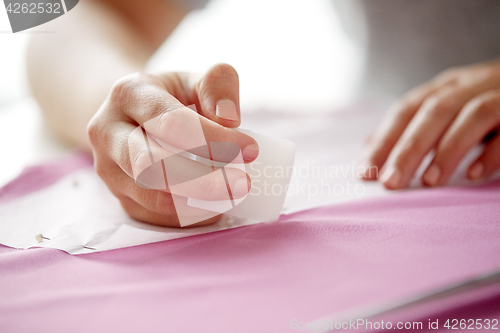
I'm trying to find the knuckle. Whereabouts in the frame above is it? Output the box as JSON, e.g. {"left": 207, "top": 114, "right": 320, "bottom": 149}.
{"left": 390, "top": 96, "right": 418, "bottom": 121}
{"left": 465, "top": 65, "right": 499, "bottom": 84}
{"left": 469, "top": 97, "right": 498, "bottom": 121}
{"left": 153, "top": 103, "right": 177, "bottom": 128}
{"left": 444, "top": 135, "right": 464, "bottom": 152}
{"left": 126, "top": 130, "right": 152, "bottom": 177}
{"left": 396, "top": 102, "right": 416, "bottom": 121}
{"left": 399, "top": 136, "right": 424, "bottom": 156}
{"left": 86, "top": 105, "right": 110, "bottom": 147}
{"left": 436, "top": 66, "right": 462, "bottom": 81}
{"left": 86, "top": 118, "right": 100, "bottom": 146}
{"left": 155, "top": 110, "right": 175, "bottom": 136}
{"left": 425, "top": 96, "right": 455, "bottom": 117}
{"left": 110, "top": 73, "right": 150, "bottom": 104}
{"left": 133, "top": 147, "right": 150, "bottom": 166}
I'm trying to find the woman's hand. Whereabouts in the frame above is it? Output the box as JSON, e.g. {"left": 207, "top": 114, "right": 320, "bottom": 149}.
{"left": 87, "top": 64, "right": 259, "bottom": 227}
{"left": 360, "top": 58, "right": 500, "bottom": 189}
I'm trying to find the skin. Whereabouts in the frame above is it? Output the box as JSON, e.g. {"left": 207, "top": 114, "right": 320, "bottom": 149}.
{"left": 27, "top": 0, "right": 184, "bottom": 148}
{"left": 88, "top": 69, "right": 257, "bottom": 227}
{"left": 360, "top": 59, "right": 500, "bottom": 190}
{"left": 28, "top": 0, "right": 258, "bottom": 227}
{"left": 28, "top": 1, "right": 499, "bottom": 226}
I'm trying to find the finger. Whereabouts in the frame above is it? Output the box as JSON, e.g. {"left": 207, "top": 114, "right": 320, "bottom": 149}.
{"left": 111, "top": 73, "right": 258, "bottom": 163}
{"left": 93, "top": 121, "right": 251, "bottom": 201}
{"left": 97, "top": 159, "right": 231, "bottom": 227}
{"left": 468, "top": 134, "right": 500, "bottom": 180}
{"left": 158, "top": 64, "right": 240, "bottom": 126}
{"left": 360, "top": 82, "right": 443, "bottom": 180}
{"left": 422, "top": 90, "right": 500, "bottom": 186}
{"left": 95, "top": 159, "right": 177, "bottom": 216}
{"left": 117, "top": 195, "right": 221, "bottom": 228}
{"left": 195, "top": 63, "right": 241, "bottom": 127}
{"left": 379, "top": 86, "right": 478, "bottom": 189}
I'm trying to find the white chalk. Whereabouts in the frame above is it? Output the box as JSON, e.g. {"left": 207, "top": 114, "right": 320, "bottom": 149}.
{"left": 187, "top": 129, "right": 295, "bottom": 223}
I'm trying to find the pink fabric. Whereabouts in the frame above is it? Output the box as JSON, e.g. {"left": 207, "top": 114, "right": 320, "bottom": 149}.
{"left": 0, "top": 151, "right": 93, "bottom": 204}
{"left": 0, "top": 153, "right": 499, "bottom": 333}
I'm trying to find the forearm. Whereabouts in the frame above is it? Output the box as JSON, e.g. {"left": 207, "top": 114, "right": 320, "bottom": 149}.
{"left": 27, "top": 0, "right": 187, "bottom": 149}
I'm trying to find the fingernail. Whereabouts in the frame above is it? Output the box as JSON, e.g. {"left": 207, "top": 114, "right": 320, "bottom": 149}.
{"left": 469, "top": 162, "right": 484, "bottom": 180}
{"left": 379, "top": 166, "right": 401, "bottom": 189}
{"left": 216, "top": 99, "right": 239, "bottom": 121}
{"left": 242, "top": 144, "right": 259, "bottom": 162}
{"left": 423, "top": 164, "right": 441, "bottom": 186}
{"left": 232, "top": 176, "right": 250, "bottom": 197}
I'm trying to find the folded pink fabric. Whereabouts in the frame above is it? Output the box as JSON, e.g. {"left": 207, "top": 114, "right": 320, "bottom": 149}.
{"left": 0, "top": 153, "right": 499, "bottom": 333}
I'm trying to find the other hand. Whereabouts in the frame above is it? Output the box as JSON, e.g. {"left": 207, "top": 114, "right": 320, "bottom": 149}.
{"left": 360, "top": 59, "right": 500, "bottom": 189}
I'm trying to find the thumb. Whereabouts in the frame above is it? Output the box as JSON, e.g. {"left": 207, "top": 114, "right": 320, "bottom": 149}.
{"left": 196, "top": 63, "right": 241, "bottom": 128}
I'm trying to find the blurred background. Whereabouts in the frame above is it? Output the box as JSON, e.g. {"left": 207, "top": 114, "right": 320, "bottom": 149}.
{"left": 0, "top": 0, "right": 362, "bottom": 186}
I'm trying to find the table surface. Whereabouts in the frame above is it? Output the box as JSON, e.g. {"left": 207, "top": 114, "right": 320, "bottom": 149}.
{"left": 1, "top": 174, "right": 499, "bottom": 333}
